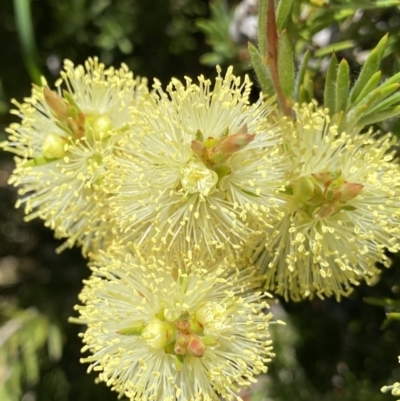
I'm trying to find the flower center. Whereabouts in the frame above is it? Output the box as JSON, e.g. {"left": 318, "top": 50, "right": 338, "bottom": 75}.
{"left": 30, "top": 87, "right": 116, "bottom": 168}
{"left": 43, "top": 87, "right": 115, "bottom": 143}
{"left": 286, "top": 170, "right": 364, "bottom": 219}
{"left": 190, "top": 126, "right": 255, "bottom": 183}
{"left": 118, "top": 304, "right": 220, "bottom": 370}
{"left": 180, "top": 160, "right": 218, "bottom": 198}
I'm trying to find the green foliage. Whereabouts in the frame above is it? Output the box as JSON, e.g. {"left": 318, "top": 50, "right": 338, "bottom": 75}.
{"left": 263, "top": 301, "right": 399, "bottom": 401}
{"left": 257, "top": 0, "right": 269, "bottom": 56}
{"left": 349, "top": 35, "right": 387, "bottom": 104}
{"left": 294, "top": 50, "right": 312, "bottom": 103}
{"left": 13, "top": 0, "right": 41, "bottom": 84}
{"left": 249, "top": 0, "right": 398, "bottom": 118}
{"left": 248, "top": 43, "right": 274, "bottom": 96}
{"left": 289, "top": 0, "right": 400, "bottom": 57}
{"left": 276, "top": 0, "right": 295, "bottom": 30}
{"left": 335, "top": 59, "right": 350, "bottom": 114}
{"left": 319, "top": 35, "right": 400, "bottom": 133}
{"left": 277, "top": 30, "right": 294, "bottom": 99}
{"left": 323, "top": 52, "right": 338, "bottom": 112}
{"left": 196, "top": 0, "right": 239, "bottom": 67}
{"left": 251, "top": 0, "right": 294, "bottom": 115}
{"left": 0, "top": 305, "right": 62, "bottom": 401}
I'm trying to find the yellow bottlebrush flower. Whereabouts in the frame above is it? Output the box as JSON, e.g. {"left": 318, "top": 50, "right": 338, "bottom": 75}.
{"left": 108, "top": 66, "right": 285, "bottom": 255}
{"left": 2, "top": 58, "right": 148, "bottom": 254}
{"left": 253, "top": 103, "right": 400, "bottom": 301}
{"left": 74, "top": 248, "right": 274, "bottom": 401}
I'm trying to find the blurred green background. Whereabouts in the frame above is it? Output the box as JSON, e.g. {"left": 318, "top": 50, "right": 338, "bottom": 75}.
{"left": 1, "top": 1, "right": 400, "bottom": 400}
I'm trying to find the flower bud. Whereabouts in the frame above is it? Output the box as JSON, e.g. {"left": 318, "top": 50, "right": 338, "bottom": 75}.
{"left": 177, "top": 320, "right": 190, "bottom": 331}
{"left": 187, "top": 335, "right": 206, "bottom": 357}
{"left": 337, "top": 182, "right": 364, "bottom": 202}
{"left": 291, "top": 177, "right": 315, "bottom": 203}
{"left": 191, "top": 139, "right": 205, "bottom": 158}
{"left": 195, "top": 129, "right": 204, "bottom": 141}
{"left": 196, "top": 302, "right": 221, "bottom": 327}
{"left": 188, "top": 315, "right": 203, "bottom": 333}
{"left": 314, "top": 203, "right": 337, "bottom": 219}
{"left": 141, "top": 318, "right": 171, "bottom": 349}
{"left": 174, "top": 334, "right": 188, "bottom": 355}
{"left": 67, "top": 118, "right": 81, "bottom": 137}
{"left": 164, "top": 308, "right": 181, "bottom": 322}
{"left": 43, "top": 87, "right": 70, "bottom": 119}
{"left": 90, "top": 115, "right": 113, "bottom": 140}
{"left": 42, "top": 133, "right": 66, "bottom": 159}
{"left": 210, "top": 131, "right": 255, "bottom": 163}
{"left": 181, "top": 161, "right": 218, "bottom": 197}
{"left": 312, "top": 170, "right": 342, "bottom": 185}
{"left": 204, "top": 137, "right": 218, "bottom": 149}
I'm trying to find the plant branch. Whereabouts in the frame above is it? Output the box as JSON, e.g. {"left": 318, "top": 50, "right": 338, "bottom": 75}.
{"left": 264, "top": 0, "right": 292, "bottom": 116}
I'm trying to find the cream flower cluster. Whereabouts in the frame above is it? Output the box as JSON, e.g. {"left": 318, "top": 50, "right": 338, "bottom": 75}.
{"left": 107, "top": 66, "right": 285, "bottom": 256}
{"left": 3, "top": 57, "right": 400, "bottom": 400}
{"left": 251, "top": 104, "right": 400, "bottom": 301}
{"left": 75, "top": 248, "right": 274, "bottom": 401}
{"left": 3, "top": 57, "right": 148, "bottom": 254}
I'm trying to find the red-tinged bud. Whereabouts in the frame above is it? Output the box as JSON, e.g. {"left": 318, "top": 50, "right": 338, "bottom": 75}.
{"left": 66, "top": 112, "right": 86, "bottom": 139}
{"left": 77, "top": 112, "right": 86, "bottom": 137}
{"left": 43, "top": 87, "right": 70, "bottom": 119}
{"left": 187, "top": 335, "right": 206, "bottom": 357}
{"left": 212, "top": 132, "right": 255, "bottom": 159}
{"left": 191, "top": 140, "right": 205, "bottom": 157}
{"left": 338, "top": 183, "right": 364, "bottom": 202}
{"left": 177, "top": 320, "right": 190, "bottom": 331}
{"left": 314, "top": 203, "right": 337, "bottom": 219}
{"left": 67, "top": 118, "right": 80, "bottom": 137}
{"left": 312, "top": 170, "right": 342, "bottom": 185}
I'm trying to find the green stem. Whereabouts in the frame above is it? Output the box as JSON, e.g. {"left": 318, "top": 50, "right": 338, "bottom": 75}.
{"left": 265, "top": 0, "right": 291, "bottom": 116}
{"left": 13, "top": 0, "right": 42, "bottom": 84}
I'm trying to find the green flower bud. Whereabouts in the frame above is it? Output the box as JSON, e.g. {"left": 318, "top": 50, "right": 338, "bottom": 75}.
{"left": 291, "top": 177, "right": 315, "bottom": 203}
{"left": 141, "top": 318, "right": 173, "bottom": 349}
{"left": 196, "top": 302, "right": 221, "bottom": 327}
{"left": 42, "top": 133, "right": 66, "bottom": 159}
{"left": 90, "top": 115, "right": 113, "bottom": 140}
